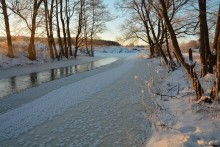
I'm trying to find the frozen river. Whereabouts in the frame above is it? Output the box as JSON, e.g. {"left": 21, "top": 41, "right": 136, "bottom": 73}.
{"left": 0, "top": 54, "right": 153, "bottom": 146}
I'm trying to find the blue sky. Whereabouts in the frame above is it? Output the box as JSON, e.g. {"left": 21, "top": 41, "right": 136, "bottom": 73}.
{"left": 100, "top": 0, "right": 220, "bottom": 44}
{"left": 100, "top": 0, "right": 125, "bottom": 42}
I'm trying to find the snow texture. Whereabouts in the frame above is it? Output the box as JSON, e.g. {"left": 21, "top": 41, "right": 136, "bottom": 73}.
{"left": 0, "top": 58, "right": 133, "bottom": 141}
{"left": 146, "top": 54, "right": 220, "bottom": 147}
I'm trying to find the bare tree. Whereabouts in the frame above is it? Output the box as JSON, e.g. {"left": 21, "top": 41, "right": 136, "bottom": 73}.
{"left": 159, "top": 0, "right": 203, "bottom": 100}
{"left": 86, "top": 0, "right": 111, "bottom": 57}
{"left": 210, "top": 5, "right": 220, "bottom": 100}
{"left": 55, "top": 0, "right": 64, "bottom": 58}
{"left": 198, "top": 0, "right": 212, "bottom": 77}
{"left": 60, "top": 0, "right": 68, "bottom": 58}
{"left": 9, "top": 0, "right": 44, "bottom": 60}
{"left": 213, "top": 5, "right": 220, "bottom": 52}
{"left": 74, "top": 0, "right": 84, "bottom": 58}
{"left": 44, "top": 0, "right": 58, "bottom": 59}
{"left": 1, "top": 0, "right": 14, "bottom": 58}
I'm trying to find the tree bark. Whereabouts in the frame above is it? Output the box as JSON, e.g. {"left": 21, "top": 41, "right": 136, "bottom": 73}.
{"left": 210, "top": 11, "right": 220, "bottom": 100}
{"left": 213, "top": 5, "right": 220, "bottom": 52}
{"left": 216, "top": 30, "right": 220, "bottom": 100}
{"left": 198, "top": 0, "right": 212, "bottom": 77}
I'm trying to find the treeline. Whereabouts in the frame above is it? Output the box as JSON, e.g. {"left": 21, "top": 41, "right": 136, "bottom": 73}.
{"left": 0, "top": 0, "right": 111, "bottom": 60}
{"left": 119, "top": 0, "right": 220, "bottom": 101}
{"left": 0, "top": 36, "right": 121, "bottom": 47}
{"left": 80, "top": 39, "right": 121, "bottom": 46}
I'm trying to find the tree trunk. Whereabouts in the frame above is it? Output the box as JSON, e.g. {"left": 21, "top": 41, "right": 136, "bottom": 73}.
{"left": 49, "top": 0, "right": 58, "bottom": 58}
{"left": 145, "top": 10, "right": 168, "bottom": 64}
{"left": 44, "top": 0, "right": 55, "bottom": 59}
{"left": 142, "top": 0, "right": 155, "bottom": 57}
{"left": 159, "top": 0, "right": 203, "bottom": 100}
{"left": 28, "top": 1, "right": 39, "bottom": 60}
{"left": 213, "top": 5, "right": 220, "bottom": 52}
{"left": 90, "top": 34, "right": 94, "bottom": 57}
{"left": 66, "top": 0, "right": 73, "bottom": 57}
{"left": 1, "top": 0, "right": 14, "bottom": 58}
{"left": 216, "top": 32, "right": 220, "bottom": 100}
{"left": 56, "top": 0, "right": 64, "bottom": 59}
{"left": 165, "top": 28, "right": 175, "bottom": 70}
{"left": 67, "top": 19, "right": 73, "bottom": 56}
{"left": 60, "top": 0, "right": 68, "bottom": 58}
{"left": 210, "top": 12, "right": 220, "bottom": 100}
{"left": 198, "top": 0, "right": 212, "bottom": 77}
{"left": 74, "top": 0, "right": 84, "bottom": 58}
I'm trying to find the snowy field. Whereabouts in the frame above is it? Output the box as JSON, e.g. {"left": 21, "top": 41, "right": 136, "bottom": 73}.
{"left": 1, "top": 45, "right": 220, "bottom": 146}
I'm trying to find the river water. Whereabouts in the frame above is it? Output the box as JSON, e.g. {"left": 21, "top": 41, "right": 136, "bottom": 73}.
{"left": 0, "top": 57, "right": 119, "bottom": 98}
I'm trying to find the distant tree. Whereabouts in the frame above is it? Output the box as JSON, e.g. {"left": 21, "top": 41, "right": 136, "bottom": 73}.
{"left": 119, "top": 0, "right": 169, "bottom": 63}
{"left": 1, "top": 0, "right": 14, "bottom": 58}
{"left": 86, "top": 0, "right": 111, "bottom": 57}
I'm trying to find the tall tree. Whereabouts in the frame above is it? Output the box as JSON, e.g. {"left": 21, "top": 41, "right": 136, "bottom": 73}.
{"left": 60, "top": 0, "right": 68, "bottom": 58}
{"left": 159, "top": 0, "right": 203, "bottom": 100}
{"left": 74, "top": 0, "right": 84, "bottom": 58}
{"left": 1, "top": 0, "right": 14, "bottom": 58}
{"left": 9, "top": 0, "right": 44, "bottom": 60}
{"left": 55, "top": 0, "right": 64, "bottom": 58}
{"left": 44, "top": 0, "right": 58, "bottom": 59}
{"left": 86, "top": 0, "right": 111, "bottom": 57}
{"left": 198, "top": 0, "right": 212, "bottom": 77}
{"left": 213, "top": 5, "right": 220, "bottom": 52}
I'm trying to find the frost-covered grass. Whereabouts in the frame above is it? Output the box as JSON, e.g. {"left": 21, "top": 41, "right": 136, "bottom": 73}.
{"left": 0, "top": 42, "right": 52, "bottom": 68}
{"left": 137, "top": 53, "right": 220, "bottom": 147}
{"left": 0, "top": 56, "right": 134, "bottom": 141}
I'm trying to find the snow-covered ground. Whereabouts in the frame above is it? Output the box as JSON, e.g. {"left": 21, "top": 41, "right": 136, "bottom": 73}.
{"left": 142, "top": 55, "right": 220, "bottom": 147}
{"left": 0, "top": 46, "right": 151, "bottom": 146}
{"left": 1, "top": 44, "right": 219, "bottom": 146}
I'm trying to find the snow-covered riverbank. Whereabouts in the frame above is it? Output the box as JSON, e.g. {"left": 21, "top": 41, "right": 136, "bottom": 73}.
{"left": 0, "top": 52, "right": 153, "bottom": 146}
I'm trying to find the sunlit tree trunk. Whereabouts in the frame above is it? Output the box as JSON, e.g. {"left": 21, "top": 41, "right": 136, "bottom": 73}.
{"left": 198, "top": 0, "right": 212, "bottom": 77}
{"left": 213, "top": 5, "right": 220, "bottom": 52}
{"left": 1, "top": 0, "right": 14, "bottom": 58}
{"left": 159, "top": 0, "right": 203, "bottom": 100}
{"left": 216, "top": 31, "right": 220, "bottom": 101}
{"left": 28, "top": 0, "right": 44, "bottom": 60}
